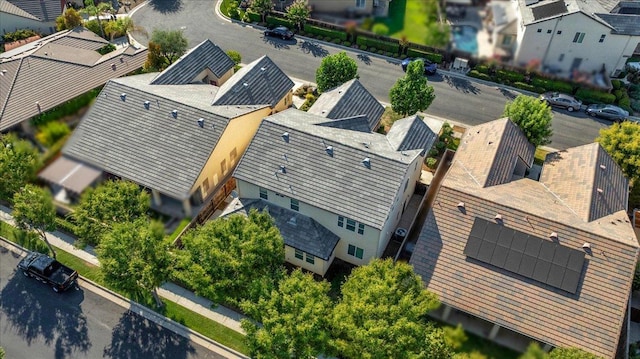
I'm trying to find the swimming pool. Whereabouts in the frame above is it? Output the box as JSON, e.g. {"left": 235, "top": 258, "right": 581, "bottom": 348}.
{"left": 452, "top": 25, "right": 478, "bottom": 55}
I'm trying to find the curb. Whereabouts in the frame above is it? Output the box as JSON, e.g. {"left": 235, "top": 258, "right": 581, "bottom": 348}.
{"left": 0, "top": 236, "right": 248, "bottom": 359}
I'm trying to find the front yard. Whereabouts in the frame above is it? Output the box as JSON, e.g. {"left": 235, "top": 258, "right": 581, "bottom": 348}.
{"left": 376, "top": 0, "right": 443, "bottom": 46}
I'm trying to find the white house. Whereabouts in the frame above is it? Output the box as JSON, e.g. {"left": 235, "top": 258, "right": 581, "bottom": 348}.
{"left": 226, "top": 108, "right": 437, "bottom": 276}
{"left": 0, "top": 0, "right": 66, "bottom": 35}
{"left": 513, "top": 0, "right": 640, "bottom": 79}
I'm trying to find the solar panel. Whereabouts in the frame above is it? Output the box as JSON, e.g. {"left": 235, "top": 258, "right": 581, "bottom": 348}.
{"left": 463, "top": 218, "right": 585, "bottom": 294}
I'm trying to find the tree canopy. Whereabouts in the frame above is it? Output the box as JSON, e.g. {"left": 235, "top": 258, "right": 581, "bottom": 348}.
{"left": 72, "top": 180, "right": 150, "bottom": 246}
{"left": 596, "top": 121, "right": 640, "bottom": 184}
{"left": 174, "top": 209, "right": 285, "bottom": 306}
{"left": 503, "top": 95, "right": 553, "bottom": 147}
{"left": 315, "top": 52, "right": 358, "bottom": 93}
{"left": 80, "top": 0, "right": 114, "bottom": 39}
{"left": 285, "top": 0, "right": 310, "bottom": 31}
{"left": 149, "top": 29, "right": 189, "bottom": 69}
{"left": 249, "top": 0, "right": 274, "bottom": 22}
{"left": 241, "top": 269, "right": 332, "bottom": 358}
{"left": 97, "top": 219, "right": 172, "bottom": 304}
{"left": 389, "top": 59, "right": 436, "bottom": 116}
{"left": 330, "top": 258, "right": 448, "bottom": 358}
{"left": 0, "top": 133, "right": 41, "bottom": 203}
{"left": 12, "top": 184, "right": 57, "bottom": 258}
{"left": 56, "top": 8, "right": 83, "bottom": 31}
{"left": 519, "top": 343, "right": 603, "bottom": 359}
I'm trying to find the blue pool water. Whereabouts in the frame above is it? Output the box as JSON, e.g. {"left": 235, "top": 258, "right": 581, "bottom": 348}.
{"left": 452, "top": 25, "right": 478, "bottom": 54}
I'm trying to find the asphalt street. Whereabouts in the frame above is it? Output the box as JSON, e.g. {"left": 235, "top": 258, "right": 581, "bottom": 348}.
{"left": 0, "top": 246, "right": 225, "bottom": 359}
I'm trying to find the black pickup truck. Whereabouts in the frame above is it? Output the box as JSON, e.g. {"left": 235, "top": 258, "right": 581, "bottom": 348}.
{"left": 18, "top": 252, "right": 78, "bottom": 293}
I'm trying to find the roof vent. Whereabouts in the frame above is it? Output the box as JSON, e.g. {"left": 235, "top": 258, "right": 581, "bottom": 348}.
{"left": 279, "top": 165, "right": 286, "bottom": 174}
{"left": 494, "top": 214, "right": 503, "bottom": 222}
{"left": 457, "top": 202, "right": 465, "bottom": 208}
{"left": 362, "top": 157, "right": 371, "bottom": 168}
{"left": 243, "top": 82, "right": 249, "bottom": 87}
{"left": 144, "top": 101, "right": 150, "bottom": 109}
{"left": 198, "top": 118, "right": 204, "bottom": 128}
{"left": 120, "top": 93, "right": 126, "bottom": 101}
{"left": 582, "top": 242, "right": 591, "bottom": 250}
{"left": 283, "top": 154, "right": 288, "bottom": 162}
{"left": 600, "top": 164, "right": 606, "bottom": 170}
{"left": 172, "top": 109, "right": 178, "bottom": 118}
{"left": 0, "top": 70, "right": 7, "bottom": 76}
{"left": 260, "top": 67, "right": 266, "bottom": 71}
{"left": 549, "top": 232, "right": 558, "bottom": 240}
{"left": 325, "top": 146, "right": 333, "bottom": 157}
{"left": 597, "top": 188, "right": 603, "bottom": 194}
{"left": 282, "top": 132, "right": 289, "bottom": 143}
{"left": 363, "top": 142, "right": 370, "bottom": 148}
{"left": 119, "top": 55, "right": 124, "bottom": 63}
{"left": 111, "top": 63, "right": 116, "bottom": 70}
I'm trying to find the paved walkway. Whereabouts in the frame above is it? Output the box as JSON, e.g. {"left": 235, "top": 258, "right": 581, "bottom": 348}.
{"left": 0, "top": 205, "right": 248, "bottom": 359}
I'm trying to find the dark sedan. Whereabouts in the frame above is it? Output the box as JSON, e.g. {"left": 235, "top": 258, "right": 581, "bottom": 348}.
{"left": 264, "top": 26, "right": 294, "bottom": 40}
{"left": 585, "top": 104, "right": 629, "bottom": 122}
{"left": 401, "top": 57, "right": 437, "bottom": 75}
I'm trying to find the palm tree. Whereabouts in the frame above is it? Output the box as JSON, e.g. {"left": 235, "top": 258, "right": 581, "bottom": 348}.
{"left": 81, "top": 0, "right": 114, "bottom": 39}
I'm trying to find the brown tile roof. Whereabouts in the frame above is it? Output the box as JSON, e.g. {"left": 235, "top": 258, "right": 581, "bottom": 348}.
{"left": 0, "top": 27, "right": 147, "bottom": 131}
{"left": 410, "top": 119, "right": 638, "bottom": 359}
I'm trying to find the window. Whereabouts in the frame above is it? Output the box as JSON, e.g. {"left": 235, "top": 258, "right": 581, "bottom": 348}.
{"left": 546, "top": 29, "right": 552, "bottom": 34}
{"left": 572, "top": 32, "right": 585, "bottom": 43}
{"left": 291, "top": 198, "right": 299, "bottom": 211}
{"left": 259, "top": 187, "right": 268, "bottom": 199}
{"left": 358, "top": 223, "right": 365, "bottom": 235}
{"left": 346, "top": 219, "right": 356, "bottom": 231}
{"left": 295, "top": 249, "right": 304, "bottom": 260}
{"left": 502, "top": 35, "right": 512, "bottom": 46}
{"left": 338, "top": 215, "right": 344, "bottom": 227}
{"left": 306, "top": 254, "right": 315, "bottom": 264}
{"left": 558, "top": 53, "right": 564, "bottom": 62}
{"left": 220, "top": 159, "right": 227, "bottom": 174}
{"left": 203, "top": 178, "right": 210, "bottom": 192}
{"left": 556, "top": 30, "right": 562, "bottom": 35}
{"left": 537, "top": 28, "right": 542, "bottom": 33}
{"left": 599, "top": 34, "right": 606, "bottom": 43}
{"left": 355, "top": 0, "right": 365, "bottom": 8}
{"left": 348, "top": 244, "right": 364, "bottom": 259}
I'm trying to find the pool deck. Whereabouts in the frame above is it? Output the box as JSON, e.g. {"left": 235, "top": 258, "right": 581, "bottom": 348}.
{"left": 447, "top": 6, "right": 494, "bottom": 59}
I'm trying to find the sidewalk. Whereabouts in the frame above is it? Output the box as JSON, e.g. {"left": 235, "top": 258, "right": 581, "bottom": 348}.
{"left": 0, "top": 205, "right": 248, "bottom": 359}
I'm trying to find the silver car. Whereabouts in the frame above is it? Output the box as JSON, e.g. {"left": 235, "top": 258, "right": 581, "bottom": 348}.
{"left": 585, "top": 104, "right": 629, "bottom": 122}
{"left": 539, "top": 92, "right": 582, "bottom": 112}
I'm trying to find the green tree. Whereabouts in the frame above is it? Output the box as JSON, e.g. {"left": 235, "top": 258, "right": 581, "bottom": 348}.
{"left": 0, "top": 346, "right": 4, "bottom": 359}
{"left": 372, "top": 23, "right": 389, "bottom": 36}
{"left": 80, "top": 0, "right": 114, "bottom": 39}
{"left": 0, "top": 133, "right": 41, "bottom": 203}
{"left": 226, "top": 50, "right": 242, "bottom": 71}
{"left": 443, "top": 324, "right": 467, "bottom": 351}
{"left": 241, "top": 270, "right": 332, "bottom": 358}
{"left": 249, "top": 0, "right": 273, "bottom": 22}
{"left": 520, "top": 343, "right": 548, "bottom": 359}
{"left": 503, "top": 95, "right": 553, "bottom": 147}
{"left": 330, "top": 258, "right": 447, "bottom": 358}
{"left": 596, "top": 121, "right": 640, "bottom": 183}
{"left": 98, "top": 219, "right": 172, "bottom": 306}
{"left": 549, "top": 347, "right": 602, "bottom": 359}
{"left": 12, "top": 184, "right": 57, "bottom": 258}
{"left": 72, "top": 180, "right": 150, "bottom": 246}
{"left": 149, "top": 29, "right": 189, "bottom": 68}
{"left": 56, "top": 8, "right": 83, "bottom": 31}
{"left": 315, "top": 51, "right": 358, "bottom": 93}
{"left": 143, "top": 42, "right": 164, "bottom": 72}
{"left": 285, "top": 0, "right": 310, "bottom": 31}
{"left": 104, "top": 17, "right": 134, "bottom": 40}
{"left": 389, "top": 59, "right": 436, "bottom": 116}
{"left": 174, "top": 209, "right": 285, "bottom": 306}
{"left": 425, "top": 22, "right": 450, "bottom": 48}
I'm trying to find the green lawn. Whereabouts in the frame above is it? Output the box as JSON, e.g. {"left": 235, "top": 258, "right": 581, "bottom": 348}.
{"left": 378, "top": 0, "right": 436, "bottom": 45}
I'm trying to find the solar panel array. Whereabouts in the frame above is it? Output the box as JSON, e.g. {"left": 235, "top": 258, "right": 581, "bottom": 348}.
{"left": 464, "top": 218, "right": 585, "bottom": 294}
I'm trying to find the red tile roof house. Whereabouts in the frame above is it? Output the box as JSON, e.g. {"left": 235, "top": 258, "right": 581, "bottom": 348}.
{"left": 410, "top": 118, "right": 639, "bottom": 358}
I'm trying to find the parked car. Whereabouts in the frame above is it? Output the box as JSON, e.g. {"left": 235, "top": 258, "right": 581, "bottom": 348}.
{"left": 401, "top": 58, "right": 437, "bottom": 75}
{"left": 585, "top": 104, "right": 629, "bottom": 122}
{"left": 18, "top": 252, "right": 78, "bottom": 293}
{"left": 264, "top": 26, "right": 294, "bottom": 40}
{"left": 539, "top": 92, "right": 582, "bottom": 112}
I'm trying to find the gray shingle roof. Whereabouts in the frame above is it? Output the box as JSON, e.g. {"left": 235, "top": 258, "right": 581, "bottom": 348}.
{"left": 308, "top": 79, "right": 384, "bottom": 131}
{"left": 0, "top": 28, "right": 147, "bottom": 131}
{"left": 222, "top": 198, "right": 340, "bottom": 260}
{"left": 0, "top": 0, "right": 39, "bottom": 20}
{"left": 595, "top": 13, "right": 640, "bottom": 35}
{"left": 315, "top": 115, "right": 372, "bottom": 132}
{"left": 151, "top": 39, "right": 235, "bottom": 85}
{"left": 233, "top": 109, "right": 433, "bottom": 229}
{"left": 63, "top": 77, "right": 233, "bottom": 200}
{"left": 386, "top": 115, "right": 438, "bottom": 153}
{"left": 6, "top": 0, "right": 62, "bottom": 21}
{"left": 212, "top": 55, "right": 293, "bottom": 107}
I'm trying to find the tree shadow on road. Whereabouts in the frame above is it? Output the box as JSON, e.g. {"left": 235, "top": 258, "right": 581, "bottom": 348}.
{"left": 357, "top": 53, "right": 371, "bottom": 65}
{"left": 148, "top": 0, "right": 183, "bottom": 13}
{"left": 498, "top": 87, "right": 517, "bottom": 101}
{"left": 0, "top": 272, "right": 90, "bottom": 359}
{"left": 443, "top": 75, "right": 481, "bottom": 95}
{"left": 103, "top": 310, "right": 195, "bottom": 359}
{"left": 299, "top": 40, "right": 329, "bottom": 57}
{"left": 262, "top": 36, "right": 295, "bottom": 50}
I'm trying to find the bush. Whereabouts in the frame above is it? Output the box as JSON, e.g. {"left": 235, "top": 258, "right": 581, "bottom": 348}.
{"left": 356, "top": 36, "right": 399, "bottom": 54}
{"left": 84, "top": 19, "right": 102, "bottom": 37}
{"left": 496, "top": 69, "right": 525, "bottom": 84}
{"left": 426, "top": 157, "right": 437, "bottom": 169}
{"left": 343, "top": 41, "right": 351, "bottom": 47}
{"left": 97, "top": 43, "right": 116, "bottom": 55}
{"left": 245, "top": 10, "right": 261, "bottom": 23}
{"left": 406, "top": 48, "right": 443, "bottom": 64}
{"left": 226, "top": 50, "right": 241, "bottom": 65}
{"left": 31, "top": 86, "right": 102, "bottom": 127}
{"left": 266, "top": 15, "right": 294, "bottom": 28}
{"left": 332, "top": 38, "right": 341, "bottom": 44}
{"left": 475, "top": 64, "right": 489, "bottom": 74}
{"left": 612, "top": 79, "right": 622, "bottom": 90}
{"left": 512, "top": 82, "right": 541, "bottom": 93}
{"left": 467, "top": 70, "right": 492, "bottom": 81}
{"left": 574, "top": 88, "right": 616, "bottom": 104}
{"left": 631, "top": 99, "right": 640, "bottom": 113}
{"left": 55, "top": 216, "right": 79, "bottom": 237}
{"left": 531, "top": 77, "right": 573, "bottom": 94}
{"left": 3, "top": 29, "right": 39, "bottom": 42}
{"left": 303, "top": 24, "right": 347, "bottom": 41}
{"left": 372, "top": 23, "right": 389, "bottom": 36}
{"left": 36, "top": 121, "right": 70, "bottom": 147}
{"left": 299, "top": 94, "right": 316, "bottom": 111}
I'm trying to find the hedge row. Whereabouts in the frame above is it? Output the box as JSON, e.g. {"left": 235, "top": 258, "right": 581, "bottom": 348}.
{"left": 246, "top": 11, "right": 261, "bottom": 23}
{"left": 303, "top": 24, "right": 347, "bottom": 41}
{"left": 574, "top": 88, "right": 616, "bottom": 104}
{"left": 266, "top": 15, "right": 294, "bottom": 28}
{"left": 467, "top": 70, "right": 491, "bottom": 81}
{"left": 406, "top": 48, "right": 443, "bottom": 64}
{"left": 30, "top": 86, "right": 102, "bottom": 127}
{"left": 531, "top": 77, "right": 573, "bottom": 94}
{"left": 356, "top": 36, "right": 399, "bottom": 54}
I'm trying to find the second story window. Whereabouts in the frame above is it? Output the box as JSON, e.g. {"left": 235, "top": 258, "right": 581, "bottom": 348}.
{"left": 259, "top": 187, "right": 268, "bottom": 200}
{"left": 572, "top": 32, "right": 585, "bottom": 43}
{"left": 291, "top": 198, "right": 299, "bottom": 211}
{"left": 355, "top": 0, "right": 365, "bottom": 8}
{"left": 358, "top": 223, "right": 365, "bottom": 235}
{"left": 338, "top": 215, "right": 344, "bottom": 227}
{"left": 346, "top": 219, "right": 356, "bottom": 231}
{"left": 599, "top": 34, "right": 606, "bottom": 43}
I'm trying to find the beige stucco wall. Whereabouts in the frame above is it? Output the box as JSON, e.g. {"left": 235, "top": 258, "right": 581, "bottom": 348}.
{"left": 308, "top": 0, "right": 373, "bottom": 15}
{"left": 271, "top": 90, "right": 293, "bottom": 114}
{"left": 194, "top": 67, "right": 234, "bottom": 86}
{"left": 285, "top": 245, "right": 333, "bottom": 276}
{"left": 191, "top": 107, "right": 271, "bottom": 200}
{"left": 0, "top": 13, "right": 55, "bottom": 35}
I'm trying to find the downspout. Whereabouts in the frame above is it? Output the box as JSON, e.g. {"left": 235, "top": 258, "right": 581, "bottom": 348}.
{"left": 541, "top": 15, "right": 562, "bottom": 70}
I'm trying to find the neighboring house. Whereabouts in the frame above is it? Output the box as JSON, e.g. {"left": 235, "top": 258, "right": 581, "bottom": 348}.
{"left": 513, "top": 0, "right": 640, "bottom": 79}
{"left": 41, "top": 40, "right": 294, "bottom": 218}
{"left": 485, "top": 0, "right": 518, "bottom": 59}
{"left": 0, "top": 0, "right": 65, "bottom": 35}
{"left": 0, "top": 26, "right": 147, "bottom": 132}
{"left": 410, "top": 118, "right": 638, "bottom": 358}
{"left": 307, "top": 0, "right": 392, "bottom": 17}
{"left": 228, "top": 108, "right": 437, "bottom": 276}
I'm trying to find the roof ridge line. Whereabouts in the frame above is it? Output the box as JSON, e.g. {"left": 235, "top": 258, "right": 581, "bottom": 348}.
{"left": 538, "top": 181, "right": 583, "bottom": 220}
{"left": 0, "top": 57, "right": 23, "bottom": 121}
{"left": 454, "top": 159, "right": 482, "bottom": 187}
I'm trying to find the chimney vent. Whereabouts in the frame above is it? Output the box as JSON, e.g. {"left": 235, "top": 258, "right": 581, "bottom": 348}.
{"left": 171, "top": 109, "right": 178, "bottom": 118}
{"left": 362, "top": 157, "right": 371, "bottom": 168}
{"left": 119, "top": 55, "right": 124, "bottom": 63}
{"left": 325, "top": 146, "right": 333, "bottom": 156}
{"left": 600, "top": 164, "right": 606, "bottom": 170}
{"left": 494, "top": 214, "right": 503, "bottom": 221}
{"left": 282, "top": 132, "right": 289, "bottom": 143}
{"left": 597, "top": 188, "right": 603, "bottom": 194}
{"left": 144, "top": 101, "right": 150, "bottom": 109}
{"left": 111, "top": 63, "right": 116, "bottom": 70}
{"left": 198, "top": 118, "right": 204, "bottom": 128}
{"left": 120, "top": 93, "right": 126, "bottom": 101}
